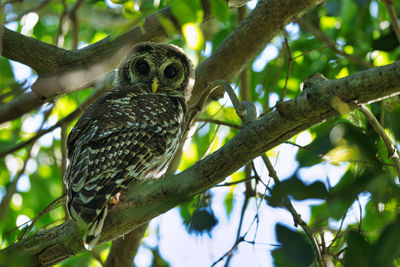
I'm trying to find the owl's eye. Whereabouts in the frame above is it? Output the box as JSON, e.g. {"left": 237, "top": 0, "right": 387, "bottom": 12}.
{"left": 164, "top": 64, "right": 177, "bottom": 79}
{"left": 136, "top": 60, "right": 150, "bottom": 75}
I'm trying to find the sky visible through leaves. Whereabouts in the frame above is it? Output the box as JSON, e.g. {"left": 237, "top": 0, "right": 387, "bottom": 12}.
{"left": 1, "top": 0, "right": 400, "bottom": 266}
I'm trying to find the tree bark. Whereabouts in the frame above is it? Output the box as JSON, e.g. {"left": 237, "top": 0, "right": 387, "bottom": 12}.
{"left": 1, "top": 60, "right": 399, "bottom": 266}
{"left": 0, "top": 0, "right": 323, "bottom": 124}
{"left": 104, "top": 223, "right": 149, "bottom": 267}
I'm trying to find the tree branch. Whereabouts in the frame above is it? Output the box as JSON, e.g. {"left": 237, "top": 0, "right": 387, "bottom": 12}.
{"left": 0, "top": 7, "right": 179, "bottom": 123}
{"left": 2, "top": 59, "right": 399, "bottom": 266}
{"left": 1, "top": 0, "right": 321, "bottom": 124}
{"left": 103, "top": 223, "right": 149, "bottom": 267}
{"left": 191, "top": 0, "right": 325, "bottom": 105}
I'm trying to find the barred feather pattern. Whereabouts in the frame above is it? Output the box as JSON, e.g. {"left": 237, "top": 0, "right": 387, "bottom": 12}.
{"left": 63, "top": 85, "right": 187, "bottom": 249}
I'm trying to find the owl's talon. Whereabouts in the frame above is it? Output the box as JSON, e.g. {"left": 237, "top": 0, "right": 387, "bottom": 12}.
{"left": 109, "top": 192, "right": 121, "bottom": 205}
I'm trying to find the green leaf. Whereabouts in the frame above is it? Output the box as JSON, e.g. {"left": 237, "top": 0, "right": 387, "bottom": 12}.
{"left": 344, "top": 230, "right": 371, "bottom": 267}
{"left": 269, "top": 175, "right": 328, "bottom": 206}
{"left": 210, "top": 0, "right": 228, "bottom": 22}
{"left": 170, "top": 0, "right": 202, "bottom": 25}
{"left": 369, "top": 218, "right": 400, "bottom": 267}
{"left": 188, "top": 208, "right": 218, "bottom": 236}
{"left": 296, "top": 131, "right": 332, "bottom": 167}
{"left": 224, "top": 189, "right": 234, "bottom": 218}
{"left": 274, "top": 224, "right": 315, "bottom": 266}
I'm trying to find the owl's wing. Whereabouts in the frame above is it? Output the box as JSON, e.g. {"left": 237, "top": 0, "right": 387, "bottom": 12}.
{"left": 64, "top": 101, "right": 169, "bottom": 248}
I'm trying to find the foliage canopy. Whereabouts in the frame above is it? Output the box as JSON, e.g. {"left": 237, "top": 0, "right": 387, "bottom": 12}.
{"left": 1, "top": 0, "right": 400, "bottom": 266}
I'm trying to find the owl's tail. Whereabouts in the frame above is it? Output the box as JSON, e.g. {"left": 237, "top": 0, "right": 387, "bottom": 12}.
{"left": 83, "top": 207, "right": 108, "bottom": 250}
{"left": 67, "top": 179, "right": 121, "bottom": 250}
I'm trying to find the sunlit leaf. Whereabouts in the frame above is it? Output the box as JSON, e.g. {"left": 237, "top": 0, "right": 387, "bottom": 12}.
{"left": 182, "top": 23, "right": 205, "bottom": 50}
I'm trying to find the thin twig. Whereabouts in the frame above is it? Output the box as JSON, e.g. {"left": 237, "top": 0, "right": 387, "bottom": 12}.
{"left": 214, "top": 176, "right": 255, "bottom": 187}
{"left": 328, "top": 206, "right": 349, "bottom": 249}
{"left": 189, "top": 79, "right": 257, "bottom": 126}
{"left": 224, "top": 193, "right": 250, "bottom": 266}
{"left": 358, "top": 103, "right": 400, "bottom": 178}
{"left": 0, "top": 73, "right": 114, "bottom": 159}
{"left": 282, "top": 30, "right": 292, "bottom": 100}
{"left": 196, "top": 118, "right": 242, "bottom": 129}
{"left": 382, "top": 0, "right": 400, "bottom": 44}
{"left": 297, "top": 18, "right": 373, "bottom": 68}
{"left": 260, "top": 153, "right": 326, "bottom": 267}
{"left": 0, "top": 145, "right": 34, "bottom": 222}
{"left": 4, "top": 0, "right": 51, "bottom": 22}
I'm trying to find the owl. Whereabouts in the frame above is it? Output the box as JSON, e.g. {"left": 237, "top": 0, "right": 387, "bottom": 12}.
{"left": 64, "top": 42, "right": 194, "bottom": 249}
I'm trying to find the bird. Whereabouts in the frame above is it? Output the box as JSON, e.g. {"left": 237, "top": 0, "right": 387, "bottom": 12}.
{"left": 63, "top": 42, "right": 194, "bottom": 250}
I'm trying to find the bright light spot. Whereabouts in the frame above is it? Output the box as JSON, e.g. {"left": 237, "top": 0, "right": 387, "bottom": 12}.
{"left": 344, "top": 45, "right": 354, "bottom": 55}
{"left": 201, "top": 41, "right": 213, "bottom": 57}
{"left": 5, "top": 21, "right": 18, "bottom": 30}
{"left": 134, "top": 246, "right": 153, "bottom": 267}
{"left": 323, "top": 231, "right": 335, "bottom": 246}
{"left": 268, "top": 92, "right": 279, "bottom": 108}
{"left": 197, "top": 122, "right": 210, "bottom": 137}
{"left": 78, "top": 41, "right": 88, "bottom": 49}
{"left": 246, "top": 0, "right": 257, "bottom": 10}
{"left": 379, "top": 20, "right": 390, "bottom": 30}
{"left": 330, "top": 124, "right": 345, "bottom": 144}
{"left": 46, "top": 114, "right": 58, "bottom": 127}
{"left": 326, "top": 162, "right": 348, "bottom": 186}
{"left": 285, "top": 23, "right": 300, "bottom": 40}
{"left": 53, "top": 127, "right": 61, "bottom": 140}
{"left": 183, "top": 23, "right": 204, "bottom": 50}
{"left": 16, "top": 214, "right": 31, "bottom": 228}
{"left": 255, "top": 144, "right": 298, "bottom": 181}
{"left": 254, "top": 102, "right": 263, "bottom": 116}
{"left": 105, "top": 0, "right": 122, "bottom": 8}
{"left": 335, "top": 67, "right": 349, "bottom": 79}
{"left": 377, "top": 202, "right": 385, "bottom": 212}
{"left": 26, "top": 159, "right": 38, "bottom": 174}
{"left": 286, "top": 22, "right": 299, "bottom": 34}
{"left": 299, "top": 165, "right": 326, "bottom": 183}
{"left": 22, "top": 114, "right": 43, "bottom": 133}
{"left": 153, "top": 0, "right": 161, "bottom": 8}
{"left": 328, "top": 193, "right": 369, "bottom": 230}
{"left": 373, "top": 51, "right": 390, "bottom": 66}
{"left": 296, "top": 131, "right": 312, "bottom": 146}
{"left": 0, "top": 186, "right": 6, "bottom": 201}
{"left": 39, "top": 132, "right": 54, "bottom": 147}
{"left": 5, "top": 155, "right": 23, "bottom": 176}
{"left": 0, "top": 121, "right": 11, "bottom": 130}
{"left": 320, "top": 16, "right": 340, "bottom": 30}
{"left": 252, "top": 44, "right": 278, "bottom": 72}
{"left": 368, "top": 50, "right": 379, "bottom": 61}
{"left": 12, "top": 193, "right": 23, "bottom": 208}
{"left": 21, "top": 12, "right": 39, "bottom": 36}
{"left": 369, "top": 1, "right": 378, "bottom": 18}
{"left": 336, "top": 38, "right": 346, "bottom": 47}
{"left": 17, "top": 174, "right": 31, "bottom": 192}
{"left": 9, "top": 60, "right": 36, "bottom": 84}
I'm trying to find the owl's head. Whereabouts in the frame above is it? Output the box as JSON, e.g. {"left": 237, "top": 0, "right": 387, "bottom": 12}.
{"left": 115, "top": 42, "right": 194, "bottom": 101}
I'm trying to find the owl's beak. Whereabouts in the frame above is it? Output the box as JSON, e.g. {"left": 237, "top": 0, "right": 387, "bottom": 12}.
{"left": 152, "top": 77, "right": 159, "bottom": 94}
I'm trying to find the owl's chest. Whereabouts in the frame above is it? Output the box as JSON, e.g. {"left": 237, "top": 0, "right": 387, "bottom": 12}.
{"left": 106, "top": 94, "right": 184, "bottom": 127}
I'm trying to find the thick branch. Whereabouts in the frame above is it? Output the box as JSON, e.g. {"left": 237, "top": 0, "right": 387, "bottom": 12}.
{"left": 1, "top": 7, "right": 177, "bottom": 75}
{"left": 2, "top": 60, "right": 399, "bottom": 266}
{"left": 191, "top": 0, "right": 325, "bottom": 105}
{"left": 104, "top": 223, "right": 149, "bottom": 267}
{"left": 0, "top": 7, "right": 178, "bottom": 123}
{"left": 0, "top": 0, "right": 323, "bottom": 124}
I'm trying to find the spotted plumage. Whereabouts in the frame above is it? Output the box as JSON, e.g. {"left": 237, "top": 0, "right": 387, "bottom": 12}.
{"left": 64, "top": 42, "right": 194, "bottom": 249}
